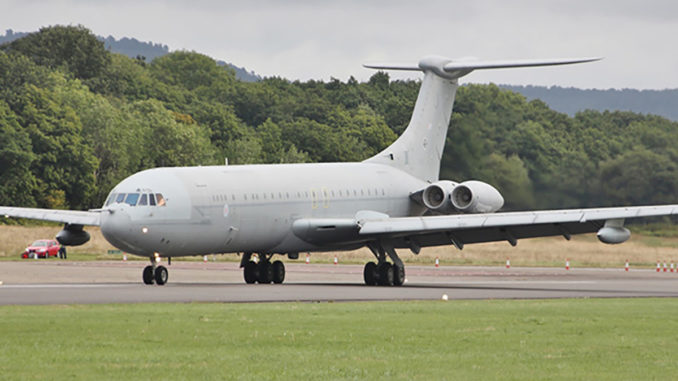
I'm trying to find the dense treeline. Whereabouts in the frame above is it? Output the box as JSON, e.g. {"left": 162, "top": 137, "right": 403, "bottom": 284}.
{"left": 1, "top": 25, "right": 677, "bottom": 212}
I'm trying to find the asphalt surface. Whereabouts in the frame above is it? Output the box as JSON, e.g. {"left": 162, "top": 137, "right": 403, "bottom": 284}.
{"left": 1, "top": 260, "right": 678, "bottom": 305}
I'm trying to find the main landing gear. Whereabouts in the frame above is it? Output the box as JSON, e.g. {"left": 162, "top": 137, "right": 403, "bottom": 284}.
{"left": 363, "top": 242, "right": 405, "bottom": 286}
{"left": 142, "top": 256, "right": 168, "bottom": 286}
{"left": 241, "top": 252, "right": 285, "bottom": 284}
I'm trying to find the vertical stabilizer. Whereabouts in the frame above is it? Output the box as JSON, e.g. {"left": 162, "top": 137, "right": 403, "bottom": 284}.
{"left": 363, "top": 56, "right": 600, "bottom": 183}
{"left": 364, "top": 57, "right": 458, "bottom": 183}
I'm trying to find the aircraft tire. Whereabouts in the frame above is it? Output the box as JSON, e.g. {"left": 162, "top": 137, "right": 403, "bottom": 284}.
{"left": 272, "top": 260, "right": 285, "bottom": 284}
{"left": 154, "top": 266, "right": 168, "bottom": 285}
{"left": 258, "top": 261, "right": 273, "bottom": 284}
{"left": 244, "top": 261, "right": 258, "bottom": 284}
{"left": 378, "top": 262, "right": 394, "bottom": 286}
{"left": 393, "top": 264, "right": 405, "bottom": 286}
{"left": 142, "top": 265, "right": 154, "bottom": 285}
{"left": 363, "top": 262, "right": 378, "bottom": 285}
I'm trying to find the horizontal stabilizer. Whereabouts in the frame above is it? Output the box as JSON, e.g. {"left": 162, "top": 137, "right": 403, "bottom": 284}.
{"left": 363, "top": 63, "right": 421, "bottom": 71}
{"left": 443, "top": 57, "right": 601, "bottom": 72}
{"left": 364, "top": 56, "right": 601, "bottom": 79}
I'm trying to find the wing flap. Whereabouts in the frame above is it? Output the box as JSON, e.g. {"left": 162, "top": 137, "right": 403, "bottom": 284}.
{"left": 387, "top": 221, "right": 600, "bottom": 249}
{"left": 0, "top": 206, "right": 101, "bottom": 226}
{"left": 359, "top": 205, "right": 678, "bottom": 243}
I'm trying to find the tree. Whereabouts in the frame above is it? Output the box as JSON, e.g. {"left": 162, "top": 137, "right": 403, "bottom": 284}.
{"left": 19, "top": 76, "right": 99, "bottom": 209}
{"left": 599, "top": 148, "right": 678, "bottom": 205}
{"left": 125, "top": 99, "right": 217, "bottom": 168}
{"left": 0, "top": 101, "right": 37, "bottom": 207}
{"left": 479, "top": 154, "right": 535, "bottom": 210}
{"left": 150, "top": 51, "right": 236, "bottom": 99}
{"left": 1, "top": 25, "right": 110, "bottom": 81}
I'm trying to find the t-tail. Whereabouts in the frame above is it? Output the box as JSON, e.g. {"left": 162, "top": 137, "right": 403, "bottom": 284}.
{"left": 362, "top": 55, "right": 600, "bottom": 183}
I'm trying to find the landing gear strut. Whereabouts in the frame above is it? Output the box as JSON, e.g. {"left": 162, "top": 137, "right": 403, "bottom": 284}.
{"left": 363, "top": 241, "right": 405, "bottom": 287}
{"left": 240, "top": 252, "right": 286, "bottom": 284}
{"left": 142, "top": 256, "right": 168, "bottom": 286}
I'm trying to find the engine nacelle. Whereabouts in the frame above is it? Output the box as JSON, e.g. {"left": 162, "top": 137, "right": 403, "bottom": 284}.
{"left": 422, "top": 180, "right": 458, "bottom": 214}
{"left": 56, "top": 224, "right": 91, "bottom": 246}
{"left": 597, "top": 226, "right": 631, "bottom": 244}
{"left": 450, "top": 180, "right": 504, "bottom": 213}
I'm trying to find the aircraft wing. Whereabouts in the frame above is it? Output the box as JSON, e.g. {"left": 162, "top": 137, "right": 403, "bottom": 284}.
{"left": 357, "top": 205, "right": 678, "bottom": 249}
{"left": 0, "top": 206, "right": 101, "bottom": 226}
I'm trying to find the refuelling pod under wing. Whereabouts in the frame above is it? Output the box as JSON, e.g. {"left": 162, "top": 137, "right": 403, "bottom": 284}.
{"left": 56, "top": 224, "right": 91, "bottom": 246}
{"left": 597, "top": 219, "right": 630, "bottom": 244}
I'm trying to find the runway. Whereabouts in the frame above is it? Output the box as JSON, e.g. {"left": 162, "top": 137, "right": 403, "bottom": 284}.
{"left": 1, "top": 260, "right": 678, "bottom": 305}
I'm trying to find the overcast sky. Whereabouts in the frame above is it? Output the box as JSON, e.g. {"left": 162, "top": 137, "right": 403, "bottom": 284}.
{"left": 2, "top": 0, "right": 677, "bottom": 89}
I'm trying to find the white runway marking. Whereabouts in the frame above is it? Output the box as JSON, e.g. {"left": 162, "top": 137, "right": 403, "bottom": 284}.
{"left": 0, "top": 284, "right": 130, "bottom": 289}
{"left": 408, "top": 280, "right": 597, "bottom": 285}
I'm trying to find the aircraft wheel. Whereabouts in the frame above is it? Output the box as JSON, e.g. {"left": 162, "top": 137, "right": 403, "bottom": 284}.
{"left": 393, "top": 263, "right": 405, "bottom": 286}
{"left": 244, "top": 261, "right": 258, "bottom": 284}
{"left": 272, "top": 260, "right": 285, "bottom": 284}
{"left": 154, "top": 266, "right": 168, "bottom": 285}
{"left": 258, "top": 261, "right": 273, "bottom": 284}
{"left": 142, "top": 265, "right": 154, "bottom": 285}
{"left": 363, "top": 262, "right": 378, "bottom": 286}
{"left": 378, "top": 262, "right": 394, "bottom": 286}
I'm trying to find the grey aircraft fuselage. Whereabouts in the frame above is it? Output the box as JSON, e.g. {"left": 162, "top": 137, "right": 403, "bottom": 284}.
{"left": 101, "top": 162, "right": 427, "bottom": 257}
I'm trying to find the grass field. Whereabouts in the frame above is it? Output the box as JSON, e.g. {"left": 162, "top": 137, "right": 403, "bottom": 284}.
{"left": 3, "top": 224, "right": 678, "bottom": 268}
{"left": 1, "top": 299, "right": 677, "bottom": 379}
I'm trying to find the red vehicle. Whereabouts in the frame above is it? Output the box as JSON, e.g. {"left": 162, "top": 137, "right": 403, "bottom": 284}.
{"left": 22, "top": 239, "right": 61, "bottom": 259}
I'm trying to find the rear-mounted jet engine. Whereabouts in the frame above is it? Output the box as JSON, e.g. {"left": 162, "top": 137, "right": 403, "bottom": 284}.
{"left": 422, "top": 180, "right": 504, "bottom": 214}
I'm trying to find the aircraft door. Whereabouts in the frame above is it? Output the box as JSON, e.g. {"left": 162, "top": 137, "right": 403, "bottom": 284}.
{"left": 222, "top": 198, "right": 239, "bottom": 248}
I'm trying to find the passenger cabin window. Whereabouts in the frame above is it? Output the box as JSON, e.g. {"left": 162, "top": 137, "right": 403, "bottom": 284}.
{"left": 138, "top": 194, "right": 148, "bottom": 206}
{"left": 155, "top": 193, "right": 166, "bottom": 206}
{"left": 125, "top": 193, "right": 140, "bottom": 206}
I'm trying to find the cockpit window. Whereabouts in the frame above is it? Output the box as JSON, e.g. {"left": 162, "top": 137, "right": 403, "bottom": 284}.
{"left": 116, "top": 193, "right": 126, "bottom": 203}
{"left": 138, "top": 194, "right": 148, "bottom": 206}
{"left": 105, "top": 193, "right": 117, "bottom": 206}
{"left": 155, "top": 193, "right": 166, "bottom": 207}
{"left": 149, "top": 193, "right": 156, "bottom": 206}
{"left": 125, "top": 193, "right": 140, "bottom": 206}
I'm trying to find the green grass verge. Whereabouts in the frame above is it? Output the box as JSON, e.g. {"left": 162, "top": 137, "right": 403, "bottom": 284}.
{"left": 1, "top": 299, "right": 677, "bottom": 380}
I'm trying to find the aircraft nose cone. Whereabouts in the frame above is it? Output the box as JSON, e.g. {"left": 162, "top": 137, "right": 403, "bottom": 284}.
{"left": 100, "top": 208, "right": 135, "bottom": 253}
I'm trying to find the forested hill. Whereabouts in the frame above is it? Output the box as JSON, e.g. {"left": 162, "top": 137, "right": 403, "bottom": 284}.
{"left": 0, "top": 29, "right": 260, "bottom": 82}
{"left": 503, "top": 85, "right": 678, "bottom": 121}
{"left": 1, "top": 25, "right": 678, "bottom": 214}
